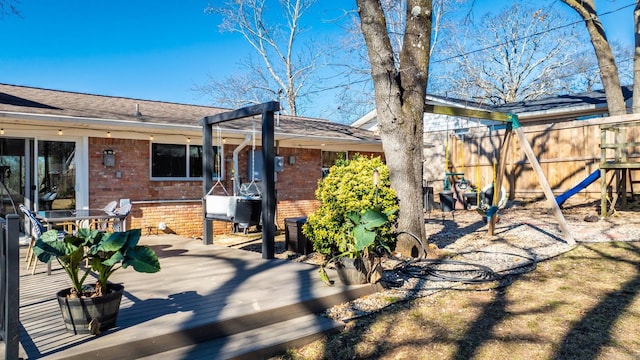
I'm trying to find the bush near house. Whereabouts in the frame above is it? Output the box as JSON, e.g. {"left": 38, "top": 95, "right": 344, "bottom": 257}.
{"left": 303, "top": 155, "right": 399, "bottom": 257}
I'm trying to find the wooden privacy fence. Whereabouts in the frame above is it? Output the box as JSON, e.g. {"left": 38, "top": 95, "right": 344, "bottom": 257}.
{"left": 439, "top": 113, "right": 640, "bottom": 205}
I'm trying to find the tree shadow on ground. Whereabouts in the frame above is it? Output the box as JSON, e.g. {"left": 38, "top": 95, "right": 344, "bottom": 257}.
{"left": 425, "top": 214, "right": 486, "bottom": 249}
{"left": 553, "top": 243, "right": 640, "bottom": 359}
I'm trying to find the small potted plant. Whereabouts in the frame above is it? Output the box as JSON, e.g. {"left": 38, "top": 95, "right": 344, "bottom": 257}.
{"left": 319, "top": 207, "right": 397, "bottom": 285}
{"left": 34, "top": 228, "right": 160, "bottom": 335}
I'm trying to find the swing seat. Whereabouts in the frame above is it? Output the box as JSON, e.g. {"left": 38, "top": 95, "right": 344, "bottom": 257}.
{"left": 476, "top": 205, "right": 499, "bottom": 223}
{"left": 205, "top": 195, "right": 262, "bottom": 233}
{"left": 485, "top": 205, "right": 499, "bottom": 218}
{"left": 205, "top": 195, "right": 238, "bottom": 221}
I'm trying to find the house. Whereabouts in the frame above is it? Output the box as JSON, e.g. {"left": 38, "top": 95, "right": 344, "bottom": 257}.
{"left": 0, "top": 83, "right": 383, "bottom": 237}
{"left": 353, "top": 87, "right": 635, "bottom": 132}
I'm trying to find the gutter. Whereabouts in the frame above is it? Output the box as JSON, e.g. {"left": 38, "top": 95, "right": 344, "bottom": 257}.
{"left": 232, "top": 135, "right": 252, "bottom": 196}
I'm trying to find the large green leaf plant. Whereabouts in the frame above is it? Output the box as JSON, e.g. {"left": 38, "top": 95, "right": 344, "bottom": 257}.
{"left": 34, "top": 228, "right": 160, "bottom": 297}
{"left": 318, "top": 207, "right": 397, "bottom": 285}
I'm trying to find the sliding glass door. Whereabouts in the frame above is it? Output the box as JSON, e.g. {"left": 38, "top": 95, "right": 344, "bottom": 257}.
{"left": 37, "top": 140, "right": 76, "bottom": 210}
{"left": 0, "top": 136, "right": 78, "bottom": 217}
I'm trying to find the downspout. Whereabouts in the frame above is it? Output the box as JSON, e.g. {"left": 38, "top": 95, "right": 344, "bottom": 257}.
{"left": 233, "top": 134, "right": 252, "bottom": 196}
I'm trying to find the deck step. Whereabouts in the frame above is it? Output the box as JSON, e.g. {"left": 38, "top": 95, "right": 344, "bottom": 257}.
{"left": 139, "top": 314, "right": 343, "bottom": 360}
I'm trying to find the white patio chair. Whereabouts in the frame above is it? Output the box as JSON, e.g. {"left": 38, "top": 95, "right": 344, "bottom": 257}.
{"left": 112, "top": 203, "right": 132, "bottom": 232}
{"left": 88, "top": 200, "right": 119, "bottom": 231}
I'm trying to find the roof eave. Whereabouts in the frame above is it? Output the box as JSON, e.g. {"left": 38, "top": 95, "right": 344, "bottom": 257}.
{"left": 0, "top": 111, "right": 383, "bottom": 150}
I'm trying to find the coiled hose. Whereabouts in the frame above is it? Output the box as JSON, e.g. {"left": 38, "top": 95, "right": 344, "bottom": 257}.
{"left": 390, "top": 231, "right": 537, "bottom": 291}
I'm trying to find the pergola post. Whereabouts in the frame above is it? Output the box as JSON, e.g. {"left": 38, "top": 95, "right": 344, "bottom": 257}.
{"left": 199, "top": 101, "right": 280, "bottom": 258}
{"left": 261, "top": 109, "right": 276, "bottom": 259}
{"left": 202, "top": 120, "right": 214, "bottom": 245}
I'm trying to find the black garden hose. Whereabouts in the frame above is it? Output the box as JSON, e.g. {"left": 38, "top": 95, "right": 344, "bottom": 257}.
{"left": 390, "top": 231, "right": 538, "bottom": 289}
{"left": 334, "top": 233, "right": 540, "bottom": 322}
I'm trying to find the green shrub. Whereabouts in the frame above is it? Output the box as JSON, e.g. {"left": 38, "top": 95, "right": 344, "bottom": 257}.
{"left": 303, "top": 155, "right": 399, "bottom": 258}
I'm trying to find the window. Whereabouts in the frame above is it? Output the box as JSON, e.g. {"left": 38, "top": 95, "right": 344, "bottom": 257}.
{"left": 321, "top": 151, "right": 347, "bottom": 177}
{"left": 151, "top": 143, "right": 222, "bottom": 179}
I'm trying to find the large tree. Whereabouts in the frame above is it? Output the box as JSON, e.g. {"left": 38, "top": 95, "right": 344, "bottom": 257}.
{"left": 332, "top": 0, "right": 465, "bottom": 123}
{"left": 356, "top": 0, "right": 432, "bottom": 257}
{"left": 200, "top": 0, "right": 322, "bottom": 116}
{"left": 561, "top": 0, "right": 627, "bottom": 115}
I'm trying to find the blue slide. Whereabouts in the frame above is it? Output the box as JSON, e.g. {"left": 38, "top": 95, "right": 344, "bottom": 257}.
{"left": 555, "top": 169, "right": 601, "bottom": 207}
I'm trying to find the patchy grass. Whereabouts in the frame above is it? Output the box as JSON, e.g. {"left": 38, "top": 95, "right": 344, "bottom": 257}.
{"left": 275, "top": 242, "right": 640, "bottom": 360}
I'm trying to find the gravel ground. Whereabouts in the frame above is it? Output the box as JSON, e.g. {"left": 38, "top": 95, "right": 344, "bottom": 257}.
{"left": 215, "top": 198, "right": 640, "bottom": 322}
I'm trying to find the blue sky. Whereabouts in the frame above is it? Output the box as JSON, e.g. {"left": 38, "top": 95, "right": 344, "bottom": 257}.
{"left": 0, "top": 1, "right": 635, "bottom": 120}
{"left": 0, "top": 1, "right": 351, "bottom": 118}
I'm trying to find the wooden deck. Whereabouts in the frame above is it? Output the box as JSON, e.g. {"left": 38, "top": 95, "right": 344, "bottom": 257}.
{"left": 18, "top": 234, "right": 380, "bottom": 359}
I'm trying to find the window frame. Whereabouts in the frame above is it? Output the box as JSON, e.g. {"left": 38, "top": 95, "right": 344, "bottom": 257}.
{"left": 150, "top": 142, "right": 223, "bottom": 181}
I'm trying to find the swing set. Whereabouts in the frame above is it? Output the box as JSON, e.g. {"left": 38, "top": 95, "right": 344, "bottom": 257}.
{"left": 425, "top": 104, "right": 576, "bottom": 245}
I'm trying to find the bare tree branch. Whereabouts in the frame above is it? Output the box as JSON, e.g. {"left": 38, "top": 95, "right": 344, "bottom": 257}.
{"left": 202, "top": 0, "right": 323, "bottom": 116}
{"left": 327, "top": 0, "right": 466, "bottom": 122}
{"left": 561, "top": 0, "right": 626, "bottom": 115}
{"left": 0, "top": 0, "right": 19, "bottom": 18}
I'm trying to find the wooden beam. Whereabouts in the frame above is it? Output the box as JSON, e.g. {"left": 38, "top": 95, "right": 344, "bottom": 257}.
{"left": 200, "top": 101, "right": 280, "bottom": 126}
{"left": 424, "top": 104, "right": 511, "bottom": 122}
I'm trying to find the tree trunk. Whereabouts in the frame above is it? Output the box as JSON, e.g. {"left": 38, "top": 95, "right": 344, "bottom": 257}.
{"left": 357, "top": 0, "right": 432, "bottom": 257}
{"left": 562, "top": 0, "right": 626, "bottom": 115}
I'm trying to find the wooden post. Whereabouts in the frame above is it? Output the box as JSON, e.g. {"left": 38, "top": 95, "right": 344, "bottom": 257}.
{"left": 600, "top": 168, "right": 608, "bottom": 217}
{"left": 202, "top": 122, "right": 214, "bottom": 245}
{"left": 600, "top": 127, "right": 608, "bottom": 217}
{"left": 512, "top": 119, "right": 576, "bottom": 245}
{"left": 488, "top": 126, "right": 513, "bottom": 235}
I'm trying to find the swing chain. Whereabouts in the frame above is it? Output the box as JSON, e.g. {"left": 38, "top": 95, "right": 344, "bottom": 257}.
{"left": 207, "top": 125, "right": 229, "bottom": 196}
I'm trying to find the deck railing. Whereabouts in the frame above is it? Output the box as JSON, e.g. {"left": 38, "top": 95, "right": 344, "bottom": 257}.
{"left": 0, "top": 214, "right": 19, "bottom": 359}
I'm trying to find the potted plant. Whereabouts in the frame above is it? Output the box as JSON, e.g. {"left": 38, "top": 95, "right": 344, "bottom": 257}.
{"left": 320, "top": 207, "right": 397, "bottom": 285}
{"left": 33, "top": 228, "right": 160, "bottom": 335}
{"left": 303, "top": 155, "right": 398, "bottom": 285}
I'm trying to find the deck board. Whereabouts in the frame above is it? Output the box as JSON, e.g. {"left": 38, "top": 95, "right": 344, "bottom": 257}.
{"left": 18, "top": 234, "right": 379, "bottom": 359}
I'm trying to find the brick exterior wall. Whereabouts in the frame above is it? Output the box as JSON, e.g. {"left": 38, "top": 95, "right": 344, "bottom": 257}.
{"left": 88, "top": 138, "right": 350, "bottom": 237}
